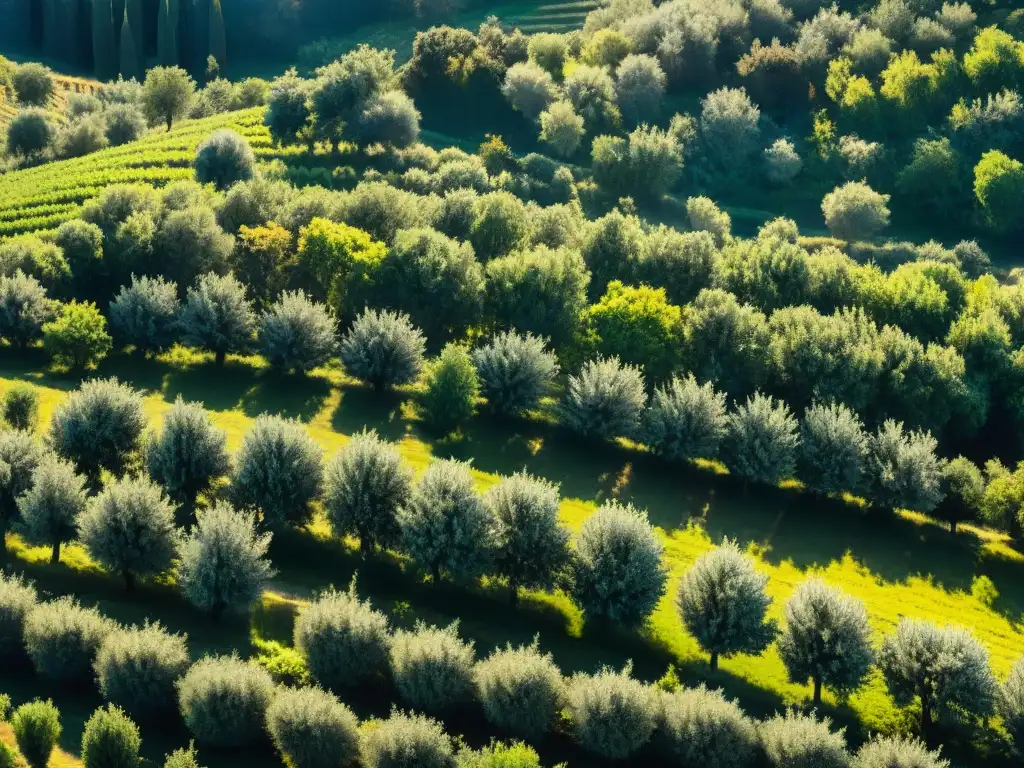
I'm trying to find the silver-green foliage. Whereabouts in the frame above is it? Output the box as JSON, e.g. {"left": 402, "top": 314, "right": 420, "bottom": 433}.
{"left": 176, "top": 656, "right": 276, "bottom": 747}
{"left": 231, "top": 414, "right": 322, "bottom": 529}
{"left": 294, "top": 585, "right": 391, "bottom": 691}
{"left": 175, "top": 502, "right": 275, "bottom": 616}
{"left": 2, "top": 384, "right": 39, "bottom": 430}
{"left": 390, "top": 622, "right": 476, "bottom": 713}
{"left": 0, "top": 572, "right": 37, "bottom": 658}
{"left": 146, "top": 397, "right": 230, "bottom": 508}
{"left": 0, "top": 271, "right": 55, "bottom": 350}
{"left": 177, "top": 272, "right": 256, "bottom": 362}
{"left": 798, "top": 402, "right": 868, "bottom": 495}
{"left": 258, "top": 290, "right": 338, "bottom": 374}
{"left": 323, "top": 430, "right": 412, "bottom": 551}
{"left": 340, "top": 308, "right": 426, "bottom": 390}
{"left": 866, "top": 420, "right": 945, "bottom": 513}
{"left": 399, "top": 459, "right": 492, "bottom": 582}
{"left": 359, "top": 711, "right": 454, "bottom": 768}
{"left": 1001, "top": 657, "right": 1024, "bottom": 753}
{"left": 878, "top": 618, "right": 998, "bottom": 733}
{"left": 656, "top": 685, "right": 759, "bottom": 768}
{"left": 11, "top": 700, "right": 61, "bottom": 768}
{"left": 565, "top": 666, "right": 659, "bottom": 759}
{"left": 193, "top": 129, "right": 255, "bottom": 191}
{"left": 677, "top": 540, "right": 776, "bottom": 669}
{"left": 852, "top": 736, "right": 949, "bottom": 768}
{"left": 759, "top": 711, "right": 850, "bottom": 768}
{"left": 643, "top": 374, "right": 728, "bottom": 462}
{"left": 23, "top": 597, "right": 117, "bottom": 683}
{"left": 723, "top": 393, "right": 800, "bottom": 485}
{"left": 568, "top": 501, "right": 667, "bottom": 628}
{"left": 474, "top": 640, "right": 564, "bottom": 739}
{"left": 471, "top": 331, "right": 558, "bottom": 416}
{"left": 17, "top": 454, "right": 88, "bottom": 562}
{"left": 266, "top": 686, "right": 360, "bottom": 768}
{"left": 485, "top": 472, "right": 570, "bottom": 598}
{"left": 108, "top": 275, "right": 180, "bottom": 353}
{"left": 777, "top": 579, "right": 874, "bottom": 702}
{"left": 561, "top": 356, "right": 647, "bottom": 441}
{"left": 94, "top": 622, "right": 190, "bottom": 719}
{"left": 81, "top": 704, "right": 142, "bottom": 768}
{"left": 77, "top": 476, "right": 179, "bottom": 588}
{"left": 0, "top": 428, "right": 44, "bottom": 544}
{"left": 48, "top": 377, "right": 146, "bottom": 484}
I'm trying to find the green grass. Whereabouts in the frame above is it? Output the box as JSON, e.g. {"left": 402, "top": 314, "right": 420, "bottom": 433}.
{"left": 0, "top": 347, "right": 1022, "bottom": 765}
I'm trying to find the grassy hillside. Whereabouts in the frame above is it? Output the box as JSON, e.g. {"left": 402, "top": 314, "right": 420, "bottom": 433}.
{"left": 0, "top": 349, "right": 1020, "bottom": 766}
{"left": 0, "top": 71, "right": 102, "bottom": 131}
{"left": 0, "top": 108, "right": 288, "bottom": 238}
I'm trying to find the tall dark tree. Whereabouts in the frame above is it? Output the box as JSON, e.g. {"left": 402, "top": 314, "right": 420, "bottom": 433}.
{"left": 126, "top": 0, "right": 143, "bottom": 61}
{"left": 92, "top": 0, "right": 117, "bottom": 81}
{"left": 118, "top": 10, "right": 141, "bottom": 82}
{"left": 207, "top": 0, "right": 226, "bottom": 75}
{"left": 158, "top": 0, "right": 178, "bottom": 66}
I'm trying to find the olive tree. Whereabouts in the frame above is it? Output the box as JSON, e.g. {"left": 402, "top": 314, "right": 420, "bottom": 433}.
{"left": 561, "top": 357, "right": 646, "bottom": 441}
{"left": 258, "top": 291, "right": 338, "bottom": 375}
{"left": 879, "top": 618, "right": 999, "bottom": 738}
{"left": 643, "top": 374, "right": 728, "bottom": 462}
{"left": 866, "top": 420, "right": 945, "bottom": 514}
{"left": 0, "top": 271, "right": 55, "bottom": 351}
{"left": 176, "top": 656, "right": 275, "bottom": 746}
{"left": 484, "top": 472, "right": 570, "bottom": 604}
{"left": 323, "top": 430, "right": 411, "bottom": 553}
{"left": 1001, "top": 657, "right": 1024, "bottom": 754}
{"left": 355, "top": 90, "right": 421, "bottom": 149}
{"left": 5, "top": 109, "right": 55, "bottom": 158}
{"left": 474, "top": 640, "right": 564, "bottom": 739}
{"left": 23, "top": 597, "right": 116, "bottom": 683}
{"left": 502, "top": 62, "right": 558, "bottom": 122}
{"left": 193, "top": 130, "right": 255, "bottom": 190}
{"left": 699, "top": 88, "right": 762, "bottom": 177}
{"left": 266, "top": 686, "right": 360, "bottom": 768}
{"left": 615, "top": 54, "right": 666, "bottom": 127}
{"left": 294, "top": 584, "right": 391, "bottom": 691}
{"left": 936, "top": 456, "right": 984, "bottom": 534}
{"left": 677, "top": 540, "right": 776, "bottom": 671}
{"left": 656, "top": 685, "right": 758, "bottom": 767}
{"left": 723, "top": 394, "right": 800, "bottom": 486}
{"left": 565, "top": 666, "right": 659, "bottom": 760}
{"left": 778, "top": 579, "right": 874, "bottom": 705}
{"left": 231, "top": 414, "right": 323, "bottom": 529}
{"left": 48, "top": 378, "right": 145, "bottom": 487}
{"left": 567, "top": 501, "right": 666, "bottom": 628}
{"left": 11, "top": 700, "right": 61, "bottom": 768}
{"left": 0, "top": 572, "right": 37, "bottom": 659}
{"left": 94, "top": 622, "right": 190, "bottom": 719}
{"left": 390, "top": 622, "right": 476, "bottom": 713}
{"left": 80, "top": 704, "right": 141, "bottom": 768}
{"left": 108, "top": 275, "right": 180, "bottom": 354}
{"left": 798, "top": 402, "right": 868, "bottom": 496}
{"left": 852, "top": 736, "right": 949, "bottom": 768}
{"left": 359, "top": 712, "right": 453, "bottom": 768}
{"left": 146, "top": 397, "right": 230, "bottom": 510}
{"left": 340, "top": 308, "right": 426, "bottom": 391}
{"left": 398, "top": 459, "right": 493, "bottom": 584}
{"left": 759, "top": 711, "right": 850, "bottom": 768}
{"left": 77, "top": 476, "right": 179, "bottom": 591}
{"left": 142, "top": 67, "right": 196, "bottom": 129}
{"left": 12, "top": 63, "right": 54, "bottom": 105}
{"left": 822, "top": 181, "right": 891, "bottom": 242}
{"left": 2, "top": 384, "right": 39, "bottom": 431}
{"left": 0, "top": 427, "right": 43, "bottom": 554}
{"left": 17, "top": 454, "right": 88, "bottom": 564}
{"left": 41, "top": 301, "right": 112, "bottom": 371}
{"left": 472, "top": 331, "right": 559, "bottom": 417}
{"left": 178, "top": 273, "right": 256, "bottom": 366}
{"left": 539, "top": 101, "right": 585, "bottom": 158}
{"left": 175, "top": 502, "right": 275, "bottom": 617}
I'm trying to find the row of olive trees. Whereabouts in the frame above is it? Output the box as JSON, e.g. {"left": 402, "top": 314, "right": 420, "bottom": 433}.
{"left": 3, "top": 561, "right": 1022, "bottom": 767}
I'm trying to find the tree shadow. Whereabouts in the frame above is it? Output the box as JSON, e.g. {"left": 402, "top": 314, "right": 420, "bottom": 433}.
{"left": 238, "top": 371, "right": 334, "bottom": 422}
{"left": 329, "top": 384, "right": 413, "bottom": 443}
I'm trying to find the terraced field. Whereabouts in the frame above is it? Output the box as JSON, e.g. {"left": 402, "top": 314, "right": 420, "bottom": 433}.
{"left": 0, "top": 108, "right": 293, "bottom": 238}
{"left": 0, "top": 72, "right": 103, "bottom": 130}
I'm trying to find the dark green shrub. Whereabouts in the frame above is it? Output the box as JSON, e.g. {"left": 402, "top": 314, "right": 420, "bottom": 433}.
{"left": 359, "top": 711, "right": 454, "bottom": 768}
{"left": 565, "top": 666, "right": 658, "bottom": 759}
{"left": 80, "top": 705, "right": 141, "bottom": 768}
{"left": 421, "top": 344, "right": 479, "bottom": 432}
{"left": 11, "top": 700, "right": 61, "bottom": 768}
{"left": 390, "top": 622, "right": 476, "bottom": 713}
{"left": 2, "top": 385, "right": 39, "bottom": 431}
{"left": 0, "top": 572, "right": 37, "bottom": 659}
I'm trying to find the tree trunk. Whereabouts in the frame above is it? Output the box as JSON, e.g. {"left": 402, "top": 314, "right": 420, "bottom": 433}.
{"left": 431, "top": 563, "right": 442, "bottom": 585}
{"left": 166, "top": 113, "right": 173, "bottom": 131}
{"left": 709, "top": 652, "right": 719, "bottom": 672}
{"left": 920, "top": 700, "right": 932, "bottom": 741}
{"left": 51, "top": 541, "right": 61, "bottom": 564}
{"left": 360, "top": 535, "right": 372, "bottom": 557}
{"left": 215, "top": 349, "right": 226, "bottom": 366}
{"left": 813, "top": 676, "right": 822, "bottom": 706}
{"left": 950, "top": 519, "right": 957, "bottom": 534}
{"left": 124, "top": 570, "right": 136, "bottom": 592}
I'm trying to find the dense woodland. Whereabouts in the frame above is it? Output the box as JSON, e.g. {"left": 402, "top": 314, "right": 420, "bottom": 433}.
{"left": 2, "top": 0, "right": 1024, "bottom": 767}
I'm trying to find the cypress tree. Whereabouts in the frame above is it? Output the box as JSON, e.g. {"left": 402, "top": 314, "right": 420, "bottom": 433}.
{"left": 157, "top": 0, "right": 177, "bottom": 65}
{"left": 126, "top": 0, "right": 143, "bottom": 63}
{"left": 207, "top": 0, "right": 226, "bottom": 76}
{"left": 119, "top": 9, "right": 141, "bottom": 82}
{"left": 92, "top": 0, "right": 117, "bottom": 80}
